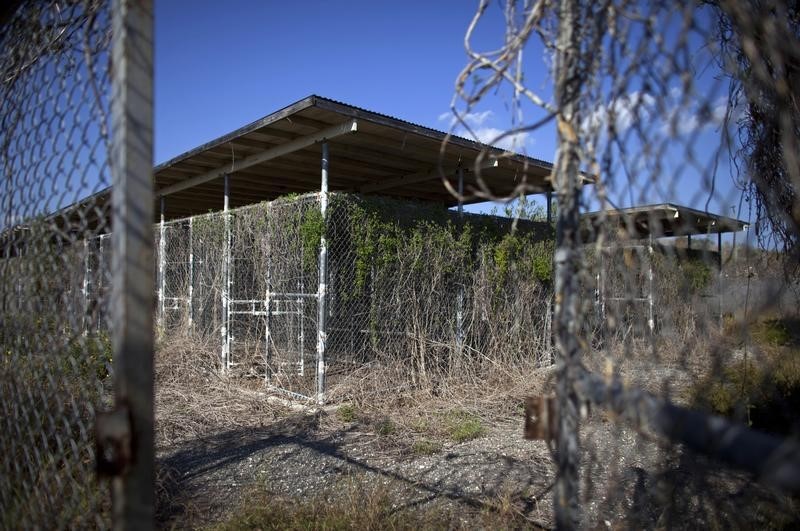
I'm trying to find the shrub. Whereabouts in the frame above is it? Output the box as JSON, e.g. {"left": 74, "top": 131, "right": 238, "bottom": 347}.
{"left": 445, "top": 410, "right": 485, "bottom": 442}
{"left": 411, "top": 438, "right": 443, "bottom": 455}
{"left": 336, "top": 404, "right": 357, "bottom": 423}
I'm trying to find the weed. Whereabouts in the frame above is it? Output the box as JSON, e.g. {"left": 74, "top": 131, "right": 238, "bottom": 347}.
{"left": 336, "top": 404, "right": 357, "bottom": 423}
{"left": 445, "top": 410, "right": 485, "bottom": 442}
{"left": 690, "top": 317, "right": 800, "bottom": 435}
{"left": 411, "top": 438, "right": 442, "bottom": 455}
{"left": 752, "top": 318, "right": 794, "bottom": 347}
{"left": 374, "top": 417, "right": 395, "bottom": 436}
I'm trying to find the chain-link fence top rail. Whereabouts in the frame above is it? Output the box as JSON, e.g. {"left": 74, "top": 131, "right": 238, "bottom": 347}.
{"left": 0, "top": 0, "right": 115, "bottom": 528}
{"left": 450, "top": 0, "right": 800, "bottom": 528}
{"left": 152, "top": 192, "right": 555, "bottom": 400}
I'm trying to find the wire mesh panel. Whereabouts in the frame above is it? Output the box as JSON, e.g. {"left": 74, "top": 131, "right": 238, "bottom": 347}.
{"left": 0, "top": 2, "right": 114, "bottom": 526}
{"left": 159, "top": 219, "right": 192, "bottom": 331}
{"left": 190, "top": 211, "right": 226, "bottom": 345}
{"left": 324, "top": 194, "right": 555, "bottom": 398}
{"left": 259, "top": 195, "right": 320, "bottom": 399}
{"left": 451, "top": 0, "right": 800, "bottom": 527}
{"left": 154, "top": 192, "right": 556, "bottom": 402}
{"left": 0, "top": 0, "right": 154, "bottom": 527}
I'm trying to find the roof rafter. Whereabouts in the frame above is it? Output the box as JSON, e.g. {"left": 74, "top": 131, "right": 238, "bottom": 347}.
{"left": 156, "top": 119, "right": 358, "bottom": 197}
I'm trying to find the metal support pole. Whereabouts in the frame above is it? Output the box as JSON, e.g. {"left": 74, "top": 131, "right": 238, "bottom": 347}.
{"left": 264, "top": 204, "right": 272, "bottom": 383}
{"left": 221, "top": 174, "right": 231, "bottom": 372}
{"left": 110, "top": 0, "right": 154, "bottom": 525}
{"left": 187, "top": 218, "right": 194, "bottom": 333}
{"left": 456, "top": 167, "right": 465, "bottom": 356}
{"left": 83, "top": 238, "right": 90, "bottom": 334}
{"left": 718, "top": 231, "right": 723, "bottom": 329}
{"left": 316, "top": 142, "right": 329, "bottom": 405}
{"left": 594, "top": 271, "right": 600, "bottom": 327}
{"left": 298, "top": 274, "right": 305, "bottom": 376}
{"left": 647, "top": 235, "right": 655, "bottom": 336}
{"left": 552, "top": 0, "right": 582, "bottom": 525}
{"left": 600, "top": 250, "right": 606, "bottom": 327}
{"left": 546, "top": 191, "right": 553, "bottom": 224}
{"left": 157, "top": 197, "right": 165, "bottom": 330}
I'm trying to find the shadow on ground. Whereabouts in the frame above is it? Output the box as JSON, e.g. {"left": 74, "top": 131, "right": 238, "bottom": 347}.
{"left": 156, "top": 413, "right": 550, "bottom": 528}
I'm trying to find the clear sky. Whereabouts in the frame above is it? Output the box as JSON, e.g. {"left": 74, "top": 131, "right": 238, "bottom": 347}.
{"left": 155, "top": 0, "right": 508, "bottom": 163}
{"left": 154, "top": 1, "right": 747, "bottom": 230}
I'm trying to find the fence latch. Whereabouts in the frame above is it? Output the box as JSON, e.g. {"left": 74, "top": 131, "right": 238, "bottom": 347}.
{"left": 524, "top": 395, "right": 557, "bottom": 441}
{"left": 95, "top": 403, "right": 132, "bottom": 477}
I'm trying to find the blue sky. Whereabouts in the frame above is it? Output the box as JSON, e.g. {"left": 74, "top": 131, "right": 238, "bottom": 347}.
{"left": 155, "top": 0, "right": 500, "bottom": 163}
{"left": 154, "top": 1, "right": 748, "bottom": 233}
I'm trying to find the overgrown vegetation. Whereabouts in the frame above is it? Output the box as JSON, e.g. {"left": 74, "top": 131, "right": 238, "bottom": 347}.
{"left": 691, "top": 316, "right": 800, "bottom": 435}
{"left": 331, "top": 194, "right": 554, "bottom": 299}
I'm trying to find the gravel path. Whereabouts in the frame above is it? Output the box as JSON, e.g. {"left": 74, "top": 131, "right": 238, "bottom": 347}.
{"left": 155, "top": 406, "right": 793, "bottom": 529}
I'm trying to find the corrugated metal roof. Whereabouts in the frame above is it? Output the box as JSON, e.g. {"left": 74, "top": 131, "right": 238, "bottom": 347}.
{"left": 582, "top": 202, "right": 748, "bottom": 238}
{"left": 152, "top": 94, "right": 557, "bottom": 219}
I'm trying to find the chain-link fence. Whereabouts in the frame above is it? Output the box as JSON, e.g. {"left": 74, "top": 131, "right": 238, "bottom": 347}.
{"left": 150, "top": 192, "right": 555, "bottom": 402}
{"left": 452, "top": 0, "right": 800, "bottom": 528}
{"left": 0, "top": 0, "right": 154, "bottom": 528}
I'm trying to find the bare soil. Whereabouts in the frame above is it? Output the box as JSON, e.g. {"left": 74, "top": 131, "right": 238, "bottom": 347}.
{"left": 154, "top": 400, "right": 794, "bottom": 530}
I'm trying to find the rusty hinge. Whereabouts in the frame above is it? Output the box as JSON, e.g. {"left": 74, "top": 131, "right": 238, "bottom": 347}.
{"left": 524, "top": 395, "right": 592, "bottom": 441}
{"left": 95, "top": 403, "right": 132, "bottom": 477}
{"left": 524, "top": 395, "right": 557, "bottom": 441}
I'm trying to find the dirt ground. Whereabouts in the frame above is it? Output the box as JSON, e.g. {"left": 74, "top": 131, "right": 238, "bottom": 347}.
{"left": 153, "top": 395, "right": 795, "bottom": 530}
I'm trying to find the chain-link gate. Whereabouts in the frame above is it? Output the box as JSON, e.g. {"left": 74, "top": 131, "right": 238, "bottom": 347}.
{"left": 0, "top": 0, "right": 154, "bottom": 528}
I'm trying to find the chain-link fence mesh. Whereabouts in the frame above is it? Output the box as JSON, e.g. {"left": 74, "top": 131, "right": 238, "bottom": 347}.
{"left": 1, "top": 0, "right": 154, "bottom": 527}
{"left": 450, "top": 0, "right": 800, "bottom": 527}
{"left": 150, "top": 192, "right": 555, "bottom": 402}
{"left": 0, "top": 1, "right": 115, "bottom": 526}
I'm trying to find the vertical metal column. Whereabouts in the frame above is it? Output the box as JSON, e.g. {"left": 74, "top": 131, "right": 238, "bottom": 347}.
{"left": 456, "top": 167, "right": 465, "bottom": 355}
{"left": 546, "top": 191, "right": 553, "bottom": 224}
{"left": 717, "top": 230, "right": 723, "bottom": 329}
{"left": 600, "top": 250, "right": 606, "bottom": 327}
{"left": 647, "top": 235, "right": 655, "bottom": 335}
{"left": 110, "top": 0, "right": 154, "bottom": 526}
{"left": 316, "top": 142, "right": 329, "bottom": 404}
{"left": 82, "top": 238, "right": 90, "bottom": 334}
{"left": 221, "top": 174, "right": 231, "bottom": 372}
{"left": 187, "top": 217, "right": 194, "bottom": 332}
{"left": 552, "top": 0, "right": 583, "bottom": 525}
{"left": 157, "top": 197, "right": 165, "bottom": 330}
{"left": 298, "top": 275, "right": 305, "bottom": 376}
{"left": 264, "top": 203, "right": 272, "bottom": 383}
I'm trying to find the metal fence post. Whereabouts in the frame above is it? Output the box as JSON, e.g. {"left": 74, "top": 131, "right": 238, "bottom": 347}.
{"left": 552, "top": 0, "right": 583, "bottom": 527}
{"left": 264, "top": 202, "right": 272, "bottom": 383}
{"left": 456, "top": 167, "right": 465, "bottom": 357}
{"left": 648, "top": 234, "right": 655, "bottom": 335}
{"left": 110, "top": 0, "right": 154, "bottom": 527}
{"left": 188, "top": 217, "right": 194, "bottom": 332}
{"left": 222, "top": 173, "right": 231, "bottom": 372}
{"left": 316, "top": 142, "right": 329, "bottom": 405}
{"left": 157, "top": 197, "right": 165, "bottom": 330}
{"left": 83, "top": 238, "right": 90, "bottom": 334}
{"left": 718, "top": 230, "right": 723, "bottom": 329}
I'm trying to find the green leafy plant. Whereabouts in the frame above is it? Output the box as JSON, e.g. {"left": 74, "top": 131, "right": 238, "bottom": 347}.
{"left": 336, "top": 404, "right": 357, "bottom": 423}
{"left": 444, "top": 410, "right": 485, "bottom": 442}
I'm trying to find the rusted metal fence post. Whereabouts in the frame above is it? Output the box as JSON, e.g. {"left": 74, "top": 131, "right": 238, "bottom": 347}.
{"left": 110, "top": 0, "right": 155, "bottom": 527}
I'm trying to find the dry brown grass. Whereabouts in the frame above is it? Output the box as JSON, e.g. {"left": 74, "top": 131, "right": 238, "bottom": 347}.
{"left": 154, "top": 331, "right": 287, "bottom": 448}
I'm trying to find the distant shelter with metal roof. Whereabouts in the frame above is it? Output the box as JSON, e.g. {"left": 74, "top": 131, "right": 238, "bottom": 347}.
{"left": 582, "top": 203, "right": 748, "bottom": 241}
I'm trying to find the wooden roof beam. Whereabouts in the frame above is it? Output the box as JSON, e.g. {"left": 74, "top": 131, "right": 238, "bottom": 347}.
{"left": 156, "top": 119, "right": 358, "bottom": 197}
